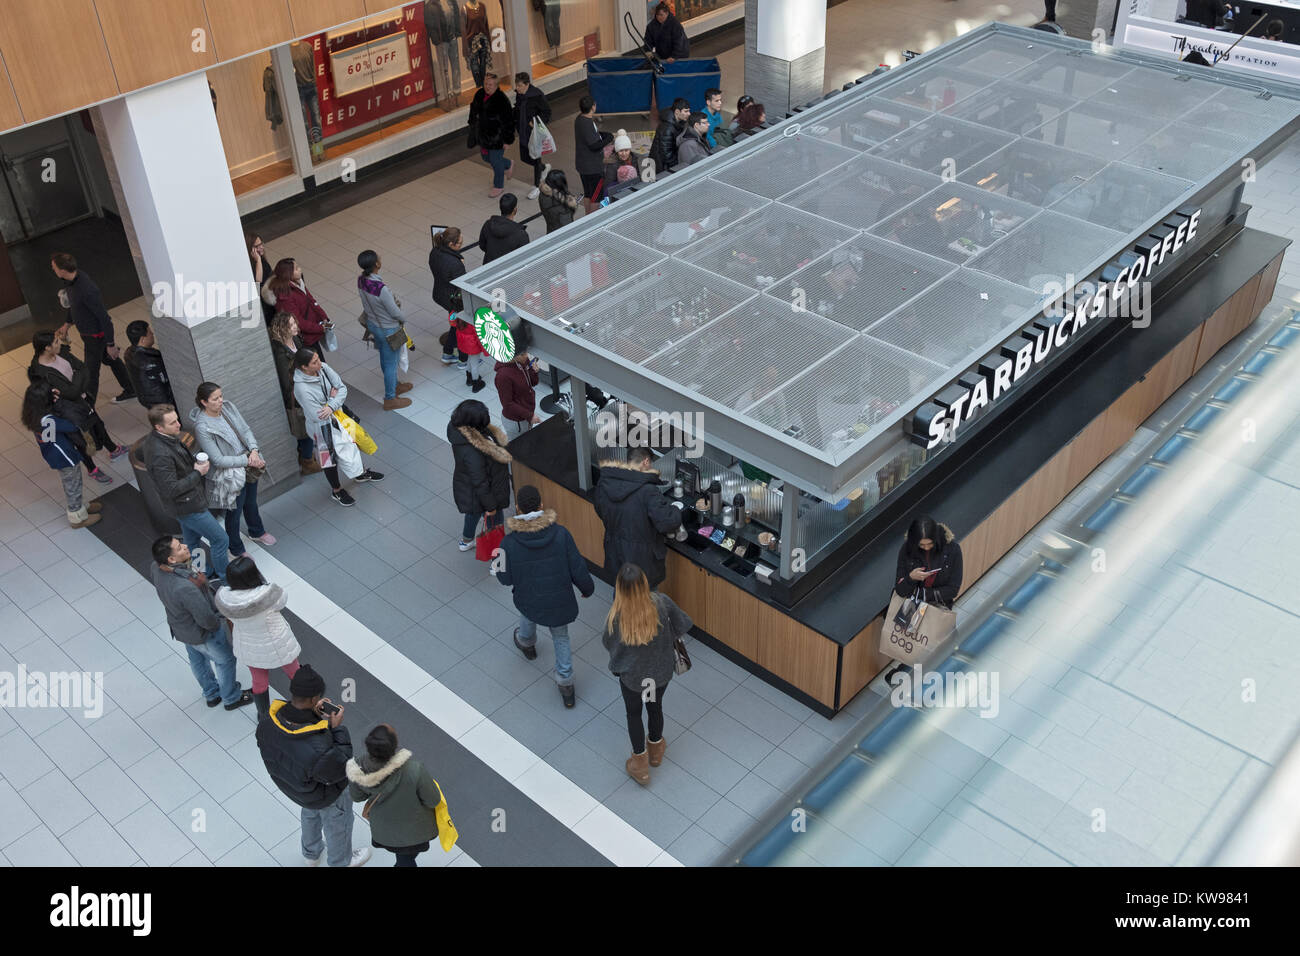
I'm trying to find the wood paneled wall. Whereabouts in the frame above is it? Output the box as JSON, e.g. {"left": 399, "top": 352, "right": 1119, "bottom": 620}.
{"left": 209, "top": 52, "right": 292, "bottom": 177}
{"left": 0, "top": 0, "right": 403, "bottom": 132}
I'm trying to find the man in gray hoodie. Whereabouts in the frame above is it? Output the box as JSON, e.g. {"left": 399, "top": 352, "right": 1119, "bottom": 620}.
{"left": 151, "top": 535, "right": 253, "bottom": 710}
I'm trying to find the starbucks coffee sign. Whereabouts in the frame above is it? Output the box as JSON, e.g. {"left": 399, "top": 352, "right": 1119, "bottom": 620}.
{"left": 474, "top": 306, "right": 515, "bottom": 361}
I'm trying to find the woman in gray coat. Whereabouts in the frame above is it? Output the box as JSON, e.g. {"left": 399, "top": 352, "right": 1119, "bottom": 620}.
{"left": 191, "top": 382, "right": 274, "bottom": 557}
{"left": 357, "top": 250, "right": 412, "bottom": 410}
{"left": 602, "top": 563, "right": 692, "bottom": 786}
{"left": 346, "top": 724, "right": 446, "bottom": 867}
{"left": 292, "top": 349, "right": 384, "bottom": 507}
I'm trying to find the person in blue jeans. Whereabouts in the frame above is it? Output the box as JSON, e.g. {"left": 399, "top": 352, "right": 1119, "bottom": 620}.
{"left": 150, "top": 535, "right": 253, "bottom": 710}
{"left": 143, "top": 404, "right": 230, "bottom": 581}
{"left": 494, "top": 484, "right": 595, "bottom": 708}
{"left": 468, "top": 72, "right": 515, "bottom": 197}
{"left": 356, "top": 250, "right": 412, "bottom": 410}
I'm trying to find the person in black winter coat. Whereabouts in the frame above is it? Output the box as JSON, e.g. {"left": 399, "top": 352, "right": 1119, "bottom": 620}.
{"left": 429, "top": 227, "right": 468, "bottom": 365}
{"left": 479, "top": 192, "right": 529, "bottom": 264}
{"left": 256, "top": 664, "right": 371, "bottom": 867}
{"left": 675, "top": 112, "right": 713, "bottom": 167}
{"left": 447, "top": 399, "right": 513, "bottom": 550}
{"left": 537, "top": 166, "right": 580, "bottom": 233}
{"left": 468, "top": 72, "right": 516, "bottom": 195}
{"left": 573, "top": 95, "right": 612, "bottom": 210}
{"left": 513, "top": 72, "right": 553, "bottom": 197}
{"left": 644, "top": 2, "right": 689, "bottom": 61}
{"left": 495, "top": 484, "right": 594, "bottom": 708}
{"left": 593, "top": 447, "right": 682, "bottom": 589}
{"left": 650, "top": 98, "right": 691, "bottom": 173}
{"left": 893, "top": 515, "right": 963, "bottom": 609}
{"left": 122, "top": 320, "right": 175, "bottom": 408}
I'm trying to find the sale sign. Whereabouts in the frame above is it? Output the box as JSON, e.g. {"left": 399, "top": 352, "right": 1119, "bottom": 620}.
{"left": 311, "top": 2, "right": 435, "bottom": 139}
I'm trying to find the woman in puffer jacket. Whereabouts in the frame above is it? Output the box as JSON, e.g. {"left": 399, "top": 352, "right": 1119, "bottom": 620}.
{"left": 213, "top": 556, "right": 300, "bottom": 717}
{"left": 346, "top": 724, "right": 446, "bottom": 867}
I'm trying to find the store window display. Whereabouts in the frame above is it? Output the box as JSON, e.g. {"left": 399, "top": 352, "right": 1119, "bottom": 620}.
{"left": 528, "top": 0, "right": 610, "bottom": 76}
{"left": 464, "top": 0, "right": 493, "bottom": 88}
{"left": 208, "top": 53, "right": 295, "bottom": 195}
{"left": 425, "top": 0, "right": 463, "bottom": 109}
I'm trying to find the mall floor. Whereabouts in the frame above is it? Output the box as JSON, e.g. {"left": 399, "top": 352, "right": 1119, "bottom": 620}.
{"left": 3, "top": 0, "right": 1296, "bottom": 867}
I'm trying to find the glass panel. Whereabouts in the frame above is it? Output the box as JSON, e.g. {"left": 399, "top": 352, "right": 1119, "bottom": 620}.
{"left": 712, "top": 135, "right": 860, "bottom": 200}
{"left": 967, "top": 208, "right": 1123, "bottom": 291}
{"left": 684, "top": 202, "right": 859, "bottom": 290}
{"left": 869, "top": 114, "right": 1016, "bottom": 176}
{"left": 801, "top": 97, "right": 933, "bottom": 151}
{"left": 613, "top": 179, "right": 770, "bottom": 255}
{"left": 1086, "top": 69, "right": 1221, "bottom": 123}
{"left": 1123, "top": 123, "right": 1254, "bottom": 181}
{"left": 868, "top": 182, "right": 1040, "bottom": 264}
{"left": 876, "top": 65, "right": 998, "bottom": 114}
{"left": 943, "top": 81, "right": 1078, "bottom": 135}
{"left": 781, "top": 154, "right": 942, "bottom": 230}
{"left": 959, "top": 139, "right": 1106, "bottom": 206}
{"left": 1049, "top": 162, "right": 1194, "bottom": 233}
{"left": 1026, "top": 102, "right": 1153, "bottom": 162}
{"left": 1009, "top": 50, "right": 1134, "bottom": 98}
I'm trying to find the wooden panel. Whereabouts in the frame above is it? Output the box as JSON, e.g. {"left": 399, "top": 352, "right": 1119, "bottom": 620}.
{"left": 1227, "top": 273, "right": 1263, "bottom": 339}
{"left": 1251, "top": 252, "right": 1284, "bottom": 321}
{"left": 1066, "top": 415, "right": 1111, "bottom": 487}
{"left": 705, "top": 566, "right": 760, "bottom": 661}
{"left": 209, "top": 52, "right": 292, "bottom": 175}
{"left": 752, "top": 605, "right": 838, "bottom": 708}
{"left": 203, "top": 0, "right": 294, "bottom": 60}
{"left": 0, "top": 54, "right": 24, "bottom": 133}
{"left": 95, "top": 0, "right": 217, "bottom": 92}
{"left": 0, "top": 0, "right": 118, "bottom": 123}
{"left": 287, "top": 0, "right": 366, "bottom": 36}
{"left": 839, "top": 614, "right": 890, "bottom": 707}
{"left": 1193, "top": 300, "right": 1235, "bottom": 372}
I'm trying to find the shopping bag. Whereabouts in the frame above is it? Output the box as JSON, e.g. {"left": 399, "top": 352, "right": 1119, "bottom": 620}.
{"left": 398, "top": 343, "right": 410, "bottom": 373}
{"left": 879, "top": 590, "right": 954, "bottom": 666}
{"left": 529, "top": 116, "right": 557, "bottom": 159}
{"left": 334, "top": 410, "right": 377, "bottom": 455}
{"left": 475, "top": 517, "right": 505, "bottom": 562}
{"left": 323, "top": 326, "right": 339, "bottom": 351}
{"left": 432, "top": 779, "right": 458, "bottom": 851}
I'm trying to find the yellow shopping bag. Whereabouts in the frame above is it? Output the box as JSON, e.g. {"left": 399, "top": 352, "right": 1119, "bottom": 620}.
{"left": 432, "top": 779, "right": 458, "bottom": 851}
{"left": 333, "top": 410, "right": 378, "bottom": 456}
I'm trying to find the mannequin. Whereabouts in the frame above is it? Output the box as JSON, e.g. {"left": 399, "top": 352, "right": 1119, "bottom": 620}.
{"left": 464, "top": 0, "right": 492, "bottom": 89}
{"left": 534, "top": 0, "right": 561, "bottom": 59}
{"left": 291, "top": 41, "right": 324, "bottom": 160}
{"left": 425, "top": 0, "right": 463, "bottom": 107}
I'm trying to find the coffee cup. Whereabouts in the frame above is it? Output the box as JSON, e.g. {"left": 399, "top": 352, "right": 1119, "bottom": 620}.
{"left": 195, "top": 453, "right": 209, "bottom": 463}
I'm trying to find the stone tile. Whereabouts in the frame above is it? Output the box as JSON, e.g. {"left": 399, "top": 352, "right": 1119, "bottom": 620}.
{"left": 717, "top": 684, "right": 805, "bottom": 745}
{"left": 136, "top": 699, "right": 209, "bottom": 760}
{"left": 663, "top": 728, "right": 749, "bottom": 795}
{"left": 35, "top": 718, "right": 109, "bottom": 780}
{"left": 73, "top": 758, "right": 150, "bottom": 825}
{"left": 60, "top": 814, "right": 141, "bottom": 866}
{"left": 666, "top": 824, "right": 727, "bottom": 867}
{"left": 0, "top": 779, "right": 41, "bottom": 850}
{"left": 20, "top": 770, "right": 96, "bottom": 836}
{"left": 691, "top": 707, "right": 776, "bottom": 769}
{"left": 603, "top": 779, "right": 694, "bottom": 849}
{"left": 2, "top": 824, "right": 77, "bottom": 867}
{"left": 114, "top": 804, "right": 196, "bottom": 867}
{"left": 695, "top": 797, "right": 754, "bottom": 847}
{"left": 0, "top": 730, "right": 54, "bottom": 790}
{"left": 222, "top": 781, "right": 301, "bottom": 848}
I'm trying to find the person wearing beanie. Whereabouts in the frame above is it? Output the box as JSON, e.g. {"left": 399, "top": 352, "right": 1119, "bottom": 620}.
{"left": 347, "top": 724, "right": 449, "bottom": 867}
{"left": 255, "top": 663, "right": 371, "bottom": 867}
{"left": 605, "top": 130, "right": 639, "bottom": 190}
{"left": 495, "top": 484, "right": 595, "bottom": 708}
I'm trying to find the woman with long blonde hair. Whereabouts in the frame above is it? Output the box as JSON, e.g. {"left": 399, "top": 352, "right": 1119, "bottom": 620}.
{"left": 602, "top": 563, "right": 692, "bottom": 785}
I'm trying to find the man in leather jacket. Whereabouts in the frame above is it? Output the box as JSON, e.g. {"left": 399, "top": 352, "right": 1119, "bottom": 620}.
{"left": 650, "top": 98, "right": 691, "bottom": 173}
{"left": 123, "top": 320, "right": 176, "bottom": 409}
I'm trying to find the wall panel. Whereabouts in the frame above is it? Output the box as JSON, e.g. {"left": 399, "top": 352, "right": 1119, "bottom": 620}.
{"left": 288, "top": 0, "right": 367, "bottom": 36}
{"left": 0, "top": 0, "right": 119, "bottom": 123}
{"left": 0, "top": 53, "right": 24, "bottom": 131}
{"left": 203, "top": 0, "right": 295, "bottom": 59}
{"left": 95, "top": 0, "right": 217, "bottom": 92}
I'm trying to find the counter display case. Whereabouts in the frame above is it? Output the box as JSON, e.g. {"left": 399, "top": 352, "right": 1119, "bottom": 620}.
{"left": 460, "top": 23, "right": 1300, "bottom": 713}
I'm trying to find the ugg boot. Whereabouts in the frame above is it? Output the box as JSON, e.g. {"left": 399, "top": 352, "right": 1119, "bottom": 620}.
{"left": 383, "top": 396, "right": 412, "bottom": 410}
{"left": 299, "top": 457, "right": 321, "bottom": 475}
{"left": 647, "top": 737, "right": 667, "bottom": 767}
{"left": 626, "top": 750, "right": 650, "bottom": 786}
{"left": 253, "top": 690, "right": 271, "bottom": 718}
{"left": 67, "top": 505, "right": 101, "bottom": 529}
{"left": 396, "top": 381, "right": 413, "bottom": 395}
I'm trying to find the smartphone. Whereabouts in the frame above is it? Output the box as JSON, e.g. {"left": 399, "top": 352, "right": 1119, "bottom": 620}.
{"left": 318, "top": 700, "right": 341, "bottom": 717}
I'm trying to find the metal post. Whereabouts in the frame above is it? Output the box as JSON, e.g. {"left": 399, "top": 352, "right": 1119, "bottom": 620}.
{"left": 571, "top": 373, "right": 593, "bottom": 491}
{"left": 778, "top": 479, "right": 797, "bottom": 579}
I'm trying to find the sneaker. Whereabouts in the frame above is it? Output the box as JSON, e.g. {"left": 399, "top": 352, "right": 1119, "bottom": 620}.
{"left": 347, "top": 848, "right": 372, "bottom": 868}
{"left": 527, "top": 186, "right": 541, "bottom": 200}
{"left": 109, "top": 444, "right": 130, "bottom": 460}
{"left": 458, "top": 538, "right": 473, "bottom": 552}
{"left": 513, "top": 628, "right": 538, "bottom": 660}
{"left": 304, "top": 853, "right": 323, "bottom": 867}
{"left": 356, "top": 470, "right": 384, "bottom": 482}
{"left": 88, "top": 468, "right": 113, "bottom": 484}
{"left": 455, "top": 360, "right": 468, "bottom": 371}
{"left": 331, "top": 489, "right": 356, "bottom": 507}
{"left": 441, "top": 354, "right": 457, "bottom": 365}
{"left": 206, "top": 696, "right": 222, "bottom": 708}
{"left": 252, "top": 533, "right": 277, "bottom": 546}
{"left": 560, "top": 684, "right": 576, "bottom": 708}
{"left": 224, "top": 689, "right": 255, "bottom": 711}
{"left": 111, "top": 391, "right": 136, "bottom": 404}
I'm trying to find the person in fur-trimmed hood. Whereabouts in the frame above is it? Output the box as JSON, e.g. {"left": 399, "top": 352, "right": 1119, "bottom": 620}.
{"left": 593, "top": 446, "right": 681, "bottom": 589}
{"left": 496, "top": 484, "right": 594, "bottom": 708}
{"left": 213, "top": 555, "right": 301, "bottom": 717}
{"left": 893, "top": 515, "right": 963, "bottom": 609}
{"left": 447, "top": 399, "right": 513, "bottom": 551}
{"left": 346, "top": 724, "right": 444, "bottom": 867}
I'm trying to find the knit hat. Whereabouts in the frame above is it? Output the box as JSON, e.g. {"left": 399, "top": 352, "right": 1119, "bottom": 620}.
{"left": 613, "top": 129, "right": 632, "bottom": 152}
{"left": 517, "top": 484, "right": 542, "bottom": 513}
{"left": 290, "top": 664, "right": 326, "bottom": 699}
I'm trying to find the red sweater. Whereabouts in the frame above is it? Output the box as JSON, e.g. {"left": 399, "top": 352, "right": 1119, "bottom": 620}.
{"left": 494, "top": 359, "right": 539, "bottom": 422}
{"left": 274, "top": 283, "right": 330, "bottom": 346}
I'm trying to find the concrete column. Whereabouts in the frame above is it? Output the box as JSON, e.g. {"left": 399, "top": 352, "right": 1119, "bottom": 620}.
{"left": 95, "top": 72, "right": 299, "bottom": 496}
{"left": 744, "top": 0, "right": 826, "bottom": 118}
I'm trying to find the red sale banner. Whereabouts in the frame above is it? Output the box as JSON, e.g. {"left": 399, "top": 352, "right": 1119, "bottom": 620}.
{"left": 311, "top": 2, "right": 435, "bottom": 139}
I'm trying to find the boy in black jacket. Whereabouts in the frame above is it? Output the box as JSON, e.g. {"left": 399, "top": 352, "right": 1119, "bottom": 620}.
{"left": 123, "top": 320, "right": 176, "bottom": 409}
{"left": 256, "top": 665, "right": 371, "bottom": 867}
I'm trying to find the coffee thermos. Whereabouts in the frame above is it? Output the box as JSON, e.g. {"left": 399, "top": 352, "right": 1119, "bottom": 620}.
{"left": 708, "top": 480, "right": 722, "bottom": 516}
{"left": 733, "top": 493, "right": 746, "bottom": 526}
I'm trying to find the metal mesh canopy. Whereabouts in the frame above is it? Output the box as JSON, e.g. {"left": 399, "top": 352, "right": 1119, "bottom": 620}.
{"left": 458, "top": 24, "right": 1300, "bottom": 500}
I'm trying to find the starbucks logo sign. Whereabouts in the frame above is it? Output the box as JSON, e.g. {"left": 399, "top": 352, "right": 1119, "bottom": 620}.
{"left": 474, "top": 306, "right": 515, "bottom": 361}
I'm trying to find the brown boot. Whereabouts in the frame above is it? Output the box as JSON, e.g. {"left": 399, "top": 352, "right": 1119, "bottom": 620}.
{"left": 647, "top": 737, "right": 667, "bottom": 767}
{"left": 299, "top": 457, "right": 322, "bottom": 475}
{"left": 395, "top": 381, "right": 414, "bottom": 395}
{"left": 625, "top": 750, "right": 650, "bottom": 786}
{"left": 383, "top": 396, "right": 413, "bottom": 410}
{"left": 87, "top": 501, "right": 103, "bottom": 514}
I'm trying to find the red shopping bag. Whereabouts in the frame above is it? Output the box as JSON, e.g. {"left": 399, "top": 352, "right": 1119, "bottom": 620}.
{"left": 475, "top": 520, "right": 505, "bottom": 562}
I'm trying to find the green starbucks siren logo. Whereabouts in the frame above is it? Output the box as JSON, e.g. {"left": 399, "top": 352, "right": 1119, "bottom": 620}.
{"left": 474, "top": 306, "right": 515, "bottom": 361}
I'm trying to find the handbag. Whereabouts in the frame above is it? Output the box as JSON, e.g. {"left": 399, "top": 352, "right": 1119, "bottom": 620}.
{"left": 287, "top": 405, "right": 308, "bottom": 440}
{"left": 221, "top": 407, "right": 267, "bottom": 483}
{"left": 673, "top": 636, "right": 692, "bottom": 675}
{"left": 879, "top": 589, "right": 956, "bottom": 666}
{"left": 432, "top": 778, "right": 458, "bottom": 851}
{"left": 385, "top": 323, "right": 407, "bottom": 351}
{"left": 474, "top": 515, "right": 505, "bottom": 562}
{"left": 323, "top": 326, "right": 339, "bottom": 351}
{"left": 333, "top": 410, "right": 377, "bottom": 455}
{"left": 398, "top": 339, "right": 410, "bottom": 373}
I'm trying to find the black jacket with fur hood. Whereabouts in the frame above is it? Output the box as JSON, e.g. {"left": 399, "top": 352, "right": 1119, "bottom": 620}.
{"left": 593, "top": 460, "right": 682, "bottom": 588}
{"left": 893, "top": 522, "right": 963, "bottom": 608}
{"left": 447, "top": 422, "right": 513, "bottom": 515}
{"left": 346, "top": 748, "right": 442, "bottom": 850}
{"left": 495, "top": 509, "right": 595, "bottom": 627}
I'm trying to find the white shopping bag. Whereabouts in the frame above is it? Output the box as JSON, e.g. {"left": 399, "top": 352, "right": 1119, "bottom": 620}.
{"left": 529, "top": 117, "right": 557, "bottom": 160}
